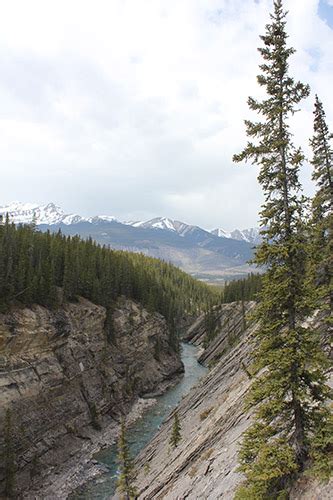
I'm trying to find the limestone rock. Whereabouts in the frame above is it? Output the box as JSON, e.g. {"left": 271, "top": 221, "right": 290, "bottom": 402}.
{"left": 0, "top": 297, "right": 183, "bottom": 496}
{"left": 134, "top": 302, "right": 332, "bottom": 499}
{"left": 134, "top": 301, "right": 257, "bottom": 499}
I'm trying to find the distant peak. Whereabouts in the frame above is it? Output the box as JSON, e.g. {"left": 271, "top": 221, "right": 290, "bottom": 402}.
{"left": 0, "top": 201, "right": 260, "bottom": 244}
{"left": 210, "top": 228, "right": 232, "bottom": 239}
{"left": 0, "top": 201, "right": 118, "bottom": 226}
{"left": 210, "top": 226, "right": 261, "bottom": 245}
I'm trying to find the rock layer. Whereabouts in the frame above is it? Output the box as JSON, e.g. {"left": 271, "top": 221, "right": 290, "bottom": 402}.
{"left": 133, "top": 301, "right": 257, "bottom": 499}
{"left": 133, "top": 303, "right": 332, "bottom": 499}
{"left": 0, "top": 297, "right": 183, "bottom": 497}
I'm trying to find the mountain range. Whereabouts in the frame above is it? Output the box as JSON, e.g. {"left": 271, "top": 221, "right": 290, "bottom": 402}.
{"left": 0, "top": 202, "right": 261, "bottom": 282}
{"left": 0, "top": 201, "right": 117, "bottom": 226}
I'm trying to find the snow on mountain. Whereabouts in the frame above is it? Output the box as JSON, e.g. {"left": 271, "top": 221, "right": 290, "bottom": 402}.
{"left": 94, "top": 215, "right": 117, "bottom": 223}
{"left": 126, "top": 217, "right": 207, "bottom": 238}
{"left": 210, "top": 228, "right": 232, "bottom": 239}
{"left": 0, "top": 202, "right": 70, "bottom": 225}
{"left": 210, "top": 227, "right": 262, "bottom": 245}
{"left": 234, "top": 227, "right": 262, "bottom": 245}
{"left": 0, "top": 202, "right": 261, "bottom": 247}
{"left": 0, "top": 202, "right": 117, "bottom": 226}
{"left": 88, "top": 215, "right": 117, "bottom": 224}
{"left": 129, "top": 217, "right": 178, "bottom": 231}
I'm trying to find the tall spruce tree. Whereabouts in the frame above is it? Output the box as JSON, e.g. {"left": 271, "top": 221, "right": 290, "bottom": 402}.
{"left": 233, "top": 1, "right": 332, "bottom": 497}
{"left": 309, "top": 95, "right": 333, "bottom": 316}
{"left": 116, "top": 419, "right": 137, "bottom": 500}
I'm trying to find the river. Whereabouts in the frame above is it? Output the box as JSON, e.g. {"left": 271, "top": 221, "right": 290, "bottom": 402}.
{"left": 70, "top": 342, "right": 207, "bottom": 499}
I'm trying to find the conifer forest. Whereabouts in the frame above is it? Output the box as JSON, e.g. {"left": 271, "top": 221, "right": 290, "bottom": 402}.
{"left": 0, "top": 1, "right": 332, "bottom": 499}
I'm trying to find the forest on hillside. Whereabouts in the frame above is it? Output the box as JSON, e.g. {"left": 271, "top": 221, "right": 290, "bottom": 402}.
{"left": 0, "top": 217, "right": 223, "bottom": 349}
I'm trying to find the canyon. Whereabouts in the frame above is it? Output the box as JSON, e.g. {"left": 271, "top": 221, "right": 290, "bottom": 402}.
{"left": 132, "top": 304, "right": 332, "bottom": 499}
{"left": 1, "top": 298, "right": 331, "bottom": 499}
{"left": 0, "top": 297, "right": 183, "bottom": 498}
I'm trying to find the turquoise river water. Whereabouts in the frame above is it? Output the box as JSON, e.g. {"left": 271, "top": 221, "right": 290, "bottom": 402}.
{"left": 70, "top": 342, "right": 207, "bottom": 499}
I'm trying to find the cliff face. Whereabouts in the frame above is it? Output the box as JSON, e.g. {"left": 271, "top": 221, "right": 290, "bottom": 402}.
{"left": 133, "top": 301, "right": 256, "bottom": 499}
{"left": 184, "top": 301, "right": 256, "bottom": 367}
{"left": 134, "top": 303, "right": 332, "bottom": 500}
{"left": 0, "top": 297, "right": 183, "bottom": 497}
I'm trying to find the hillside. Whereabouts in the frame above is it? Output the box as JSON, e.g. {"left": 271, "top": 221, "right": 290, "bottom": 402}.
{"left": 0, "top": 297, "right": 184, "bottom": 497}
{"left": 0, "top": 202, "right": 257, "bottom": 281}
{"left": 0, "top": 220, "right": 218, "bottom": 324}
{"left": 0, "top": 219, "right": 222, "bottom": 498}
{"left": 47, "top": 220, "right": 254, "bottom": 281}
{"left": 133, "top": 303, "right": 332, "bottom": 499}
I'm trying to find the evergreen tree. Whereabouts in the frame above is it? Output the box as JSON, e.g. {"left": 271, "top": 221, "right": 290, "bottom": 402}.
{"left": 116, "top": 419, "right": 137, "bottom": 500}
{"left": 30, "top": 211, "right": 38, "bottom": 232}
{"left": 309, "top": 95, "right": 333, "bottom": 317}
{"left": 223, "top": 273, "right": 262, "bottom": 304}
{"left": 233, "top": 1, "right": 332, "bottom": 497}
{"left": 0, "top": 217, "right": 219, "bottom": 334}
{"left": 169, "top": 410, "right": 182, "bottom": 449}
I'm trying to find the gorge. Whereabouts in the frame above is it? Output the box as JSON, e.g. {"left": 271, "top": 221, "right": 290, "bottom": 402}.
{"left": 0, "top": 297, "right": 184, "bottom": 498}
{"left": 0, "top": 211, "right": 331, "bottom": 499}
{"left": 1, "top": 289, "right": 332, "bottom": 499}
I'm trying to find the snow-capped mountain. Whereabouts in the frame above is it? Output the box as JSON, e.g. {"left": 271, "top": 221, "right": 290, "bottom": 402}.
{"left": 128, "top": 217, "right": 177, "bottom": 231}
{"left": 210, "top": 227, "right": 262, "bottom": 245}
{"left": 0, "top": 202, "right": 117, "bottom": 226}
{"left": 127, "top": 217, "right": 207, "bottom": 238}
{"left": 0, "top": 201, "right": 260, "bottom": 247}
{"left": 128, "top": 217, "right": 262, "bottom": 244}
{"left": 232, "top": 228, "right": 262, "bottom": 245}
{"left": 0, "top": 202, "right": 258, "bottom": 279}
{"left": 210, "top": 228, "right": 232, "bottom": 239}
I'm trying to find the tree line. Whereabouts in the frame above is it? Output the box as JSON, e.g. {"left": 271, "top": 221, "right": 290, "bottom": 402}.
{"left": 222, "top": 273, "right": 262, "bottom": 304}
{"left": 0, "top": 218, "right": 220, "bottom": 350}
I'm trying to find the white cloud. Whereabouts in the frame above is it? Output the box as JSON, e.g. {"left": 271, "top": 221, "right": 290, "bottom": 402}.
{"left": 0, "top": 0, "right": 332, "bottom": 230}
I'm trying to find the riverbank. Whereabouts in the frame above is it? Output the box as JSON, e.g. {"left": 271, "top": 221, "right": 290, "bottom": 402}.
{"left": 0, "top": 297, "right": 185, "bottom": 498}
{"left": 22, "top": 343, "right": 206, "bottom": 499}
{"left": 22, "top": 397, "right": 157, "bottom": 500}
{"left": 69, "top": 342, "right": 207, "bottom": 499}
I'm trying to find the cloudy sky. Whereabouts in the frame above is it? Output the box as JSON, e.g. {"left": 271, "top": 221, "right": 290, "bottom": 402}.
{"left": 0, "top": 0, "right": 332, "bottom": 230}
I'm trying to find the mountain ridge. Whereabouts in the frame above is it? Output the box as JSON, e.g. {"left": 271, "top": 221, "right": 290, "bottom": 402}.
{"left": 0, "top": 201, "right": 260, "bottom": 245}
{"left": 0, "top": 201, "right": 117, "bottom": 226}
{"left": 0, "top": 202, "right": 259, "bottom": 280}
{"left": 213, "top": 227, "right": 262, "bottom": 245}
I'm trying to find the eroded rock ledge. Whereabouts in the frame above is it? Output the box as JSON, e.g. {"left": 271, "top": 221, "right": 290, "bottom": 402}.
{"left": 0, "top": 297, "right": 183, "bottom": 497}
{"left": 133, "top": 302, "right": 332, "bottom": 499}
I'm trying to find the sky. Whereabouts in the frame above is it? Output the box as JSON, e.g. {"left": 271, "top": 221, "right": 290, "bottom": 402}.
{"left": 0, "top": 0, "right": 332, "bottom": 230}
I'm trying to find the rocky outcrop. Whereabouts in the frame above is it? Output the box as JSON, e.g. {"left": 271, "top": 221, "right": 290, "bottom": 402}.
{"left": 184, "top": 301, "right": 256, "bottom": 367}
{"left": 133, "top": 303, "right": 332, "bottom": 499}
{"left": 0, "top": 297, "right": 183, "bottom": 497}
{"left": 133, "top": 301, "right": 256, "bottom": 499}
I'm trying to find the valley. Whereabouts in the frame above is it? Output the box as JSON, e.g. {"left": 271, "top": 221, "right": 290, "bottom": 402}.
{"left": 133, "top": 303, "right": 332, "bottom": 500}
{"left": 1, "top": 0, "right": 332, "bottom": 497}
{"left": 0, "top": 216, "right": 331, "bottom": 499}
{"left": 0, "top": 202, "right": 258, "bottom": 281}
{"left": 69, "top": 342, "right": 207, "bottom": 499}
{"left": 0, "top": 297, "right": 184, "bottom": 498}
